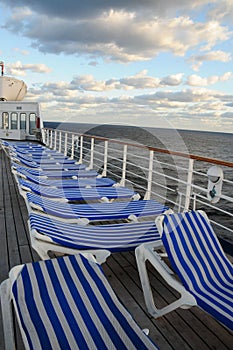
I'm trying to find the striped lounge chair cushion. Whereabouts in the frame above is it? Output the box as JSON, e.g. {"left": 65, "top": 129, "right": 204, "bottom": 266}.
{"left": 162, "top": 210, "right": 233, "bottom": 331}
{"left": 13, "top": 152, "right": 76, "bottom": 165}
{"left": 18, "top": 170, "right": 115, "bottom": 188}
{"left": 27, "top": 192, "right": 169, "bottom": 221}
{"left": 15, "top": 166, "right": 98, "bottom": 178}
{"left": 11, "top": 254, "right": 158, "bottom": 349}
{"left": 29, "top": 213, "right": 161, "bottom": 251}
{"left": 12, "top": 162, "right": 87, "bottom": 173}
{"left": 20, "top": 179, "right": 136, "bottom": 201}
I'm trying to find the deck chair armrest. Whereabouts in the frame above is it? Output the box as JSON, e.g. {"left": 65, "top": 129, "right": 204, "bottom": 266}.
{"left": 135, "top": 241, "right": 197, "bottom": 319}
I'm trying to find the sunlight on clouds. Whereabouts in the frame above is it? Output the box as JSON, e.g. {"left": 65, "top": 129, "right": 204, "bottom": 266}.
{"left": 188, "top": 50, "right": 232, "bottom": 71}
{"left": 7, "top": 61, "right": 51, "bottom": 76}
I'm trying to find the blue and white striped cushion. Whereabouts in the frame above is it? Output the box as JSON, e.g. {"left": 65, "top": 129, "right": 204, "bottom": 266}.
{"left": 29, "top": 213, "right": 161, "bottom": 251}
{"left": 16, "top": 168, "right": 98, "bottom": 178}
{"left": 13, "top": 163, "right": 86, "bottom": 172}
{"left": 19, "top": 171, "right": 115, "bottom": 188}
{"left": 27, "top": 193, "right": 168, "bottom": 221}
{"left": 162, "top": 211, "right": 233, "bottom": 330}
{"left": 20, "top": 179, "right": 135, "bottom": 201}
{"left": 12, "top": 254, "right": 158, "bottom": 349}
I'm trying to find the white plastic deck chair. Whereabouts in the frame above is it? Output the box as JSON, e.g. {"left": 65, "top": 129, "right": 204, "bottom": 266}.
{"left": 28, "top": 212, "right": 163, "bottom": 261}
{"left": 25, "top": 192, "right": 169, "bottom": 223}
{"left": 136, "top": 210, "right": 233, "bottom": 331}
{"left": 0, "top": 253, "right": 158, "bottom": 350}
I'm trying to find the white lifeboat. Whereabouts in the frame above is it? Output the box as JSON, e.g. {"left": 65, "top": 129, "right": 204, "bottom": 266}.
{"left": 0, "top": 61, "right": 27, "bottom": 101}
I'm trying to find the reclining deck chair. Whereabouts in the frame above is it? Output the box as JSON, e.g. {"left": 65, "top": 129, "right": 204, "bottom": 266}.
{"left": 11, "top": 162, "right": 86, "bottom": 172}
{"left": 14, "top": 168, "right": 115, "bottom": 188}
{"left": 1, "top": 253, "right": 158, "bottom": 350}
{"left": 28, "top": 212, "right": 162, "bottom": 260}
{"left": 136, "top": 210, "right": 233, "bottom": 331}
{"left": 12, "top": 152, "right": 76, "bottom": 165}
{"left": 26, "top": 192, "right": 169, "bottom": 223}
{"left": 13, "top": 166, "right": 98, "bottom": 178}
{"left": 18, "top": 178, "right": 138, "bottom": 202}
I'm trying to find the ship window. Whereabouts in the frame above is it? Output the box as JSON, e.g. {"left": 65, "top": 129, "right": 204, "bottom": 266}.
{"left": 29, "top": 113, "right": 36, "bottom": 134}
{"left": 2, "top": 112, "right": 9, "bottom": 129}
{"left": 20, "top": 113, "right": 26, "bottom": 130}
{"left": 11, "top": 113, "right": 18, "bottom": 129}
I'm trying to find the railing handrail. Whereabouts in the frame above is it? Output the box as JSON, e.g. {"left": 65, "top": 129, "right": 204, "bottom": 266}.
{"left": 42, "top": 127, "right": 233, "bottom": 168}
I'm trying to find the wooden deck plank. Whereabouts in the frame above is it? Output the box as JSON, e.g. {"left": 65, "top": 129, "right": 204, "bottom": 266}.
{"left": 0, "top": 147, "right": 232, "bottom": 350}
{"left": 119, "top": 251, "right": 233, "bottom": 349}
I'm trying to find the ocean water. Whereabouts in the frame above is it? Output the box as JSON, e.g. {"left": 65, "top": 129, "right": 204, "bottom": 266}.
{"left": 44, "top": 122, "right": 233, "bottom": 244}
{"left": 44, "top": 121, "right": 233, "bottom": 162}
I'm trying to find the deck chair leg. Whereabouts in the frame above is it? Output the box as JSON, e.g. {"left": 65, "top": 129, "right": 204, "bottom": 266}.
{"left": 0, "top": 279, "right": 16, "bottom": 350}
{"left": 135, "top": 242, "right": 197, "bottom": 318}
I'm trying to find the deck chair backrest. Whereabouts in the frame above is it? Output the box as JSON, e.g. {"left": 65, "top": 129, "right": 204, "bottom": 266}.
{"left": 161, "top": 210, "right": 233, "bottom": 330}
{"left": 10, "top": 254, "right": 158, "bottom": 349}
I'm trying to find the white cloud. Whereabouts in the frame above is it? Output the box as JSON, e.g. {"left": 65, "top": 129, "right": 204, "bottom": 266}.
{"left": 188, "top": 50, "right": 232, "bottom": 71}
{"left": 6, "top": 61, "right": 52, "bottom": 76}
{"left": 186, "top": 72, "right": 233, "bottom": 86}
{"left": 2, "top": 6, "right": 231, "bottom": 63}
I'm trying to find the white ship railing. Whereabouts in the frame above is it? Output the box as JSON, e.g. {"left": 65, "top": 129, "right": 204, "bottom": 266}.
{"left": 42, "top": 127, "right": 233, "bottom": 244}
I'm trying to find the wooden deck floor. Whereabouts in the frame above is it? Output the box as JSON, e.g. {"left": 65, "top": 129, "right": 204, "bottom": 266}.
{"left": 0, "top": 148, "right": 232, "bottom": 350}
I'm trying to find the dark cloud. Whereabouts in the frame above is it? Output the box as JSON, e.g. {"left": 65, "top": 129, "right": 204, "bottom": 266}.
{"left": 0, "top": 0, "right": 166, "bottom": 19}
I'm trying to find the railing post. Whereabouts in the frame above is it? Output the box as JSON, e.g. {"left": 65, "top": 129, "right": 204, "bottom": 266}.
{"left": 78, "top": 135, "right": 83, "bottom": 164}
{"left": 120, "top": 145, "right": 127, "bottom": 186}
{"left": 46, "top": 129, "right": 50, "bottom": 146}
{"left": 58, "top": 131, "right": 62, "bottom": 153}
{"left": 102, "top": 140, "right": 108, "bottom": 177}
{"left": 144, "top": 150, "right": 154, "bottom": 200}
{"left": 49, "top": 130, "right": 53, "bottom": 149}
{"left": 184, "top": 158, "right": 194, "bottom": 211}
{"left": 54, "top": 130, "right": 57, "bottom": 151}
{"left": 70, "top": 134, "right": 75, "bottom": 159}
{"left": 41, "top": 128, "right": 46, "bottom": 144}
{"left": 88, "top": 137, "right": 94, "bottom": 169}
{"left": 64, "top": 132, "right": 68, "bottom": 156}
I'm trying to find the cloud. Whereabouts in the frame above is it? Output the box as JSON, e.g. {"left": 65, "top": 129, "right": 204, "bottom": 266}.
{"left": 207, "top": 0, "right": 233, "bottom": 24}
{"left": 6, "top": 61, "right": 51, "bottom": 76}
{"left": 2, "top": 3, "right": 231, "bottom": 62}
{"left": 188, "top": 50, "right": 232, "bottom": 71}
{"left": 0, "top": 1, "right": 214, "bottom": 19}
{"left": 186, "top": 72, "right": 233, "bottom": 86}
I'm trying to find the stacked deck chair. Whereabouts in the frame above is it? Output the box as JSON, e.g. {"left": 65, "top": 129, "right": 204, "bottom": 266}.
{"left": 28, "top": 212, "right": 163, "bottom": 261}
{"left": 7, "top": 142, "right": 169, "bottom": 262}
{"left": 0, "top": 253, "right": 159, "bottom": 350}
{"left": 26, "top": 192, "right": 169, "bottom": 223}
{"left": 136, "top": 210, "right": 233, "bottom": 331}
{"left": 17, "top": 178, "right": 139, "bottom": 202}
{"left": 13, "top": 165, "right": 115, "bottom": 187}
{"left": 15, "top": 168, "right": 116, "bottom": 188}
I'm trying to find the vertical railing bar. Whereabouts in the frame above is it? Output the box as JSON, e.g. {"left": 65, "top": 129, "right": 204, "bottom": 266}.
{"left": 144, "top": 150, "right": 154, "bottom": 200}
{"left": 184, "top": 158, "right": 194, "bottom": 211}
{"left": 64, "top": 132, "right": 68, "bottom": 156}
{"left": 120, "top": 144, "right": 127, "bottom": 186}
{"left": 46, "top": 129, "right": 49, "bottom": 146}
{"left": 102, "top": 140, "right": 108, "bottom": 177}
{"left": 49, "top": 130, "right": 53, "bottom": 149}
{"left": 58, "top": 131, "right": 62, "bottom": 153}
{"left": 79, "top": 135, "right": 83, "bottom": 163}
{"left": 88, "top": 137, "right": 94, "bottom": 169}
{"left": 54, "top": 130, "right": 57, "bottom": 151}
{"left": 71, "top": 134, "right": 75, "bottom": 159}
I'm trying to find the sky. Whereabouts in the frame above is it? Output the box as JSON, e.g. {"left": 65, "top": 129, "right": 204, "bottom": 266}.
{"left": 0, "top": 0, "right": 233, "bottom": 133}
